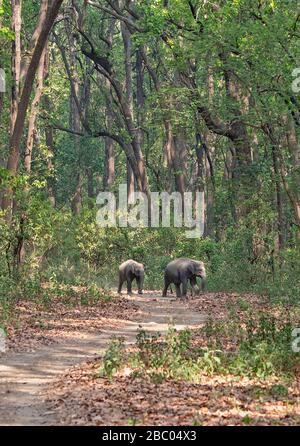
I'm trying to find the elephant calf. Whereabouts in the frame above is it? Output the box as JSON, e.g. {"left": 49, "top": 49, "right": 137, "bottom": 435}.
{"left": 162, "top": 258, "right": 206, "bottom": 299}
{"left": 118, "top": 259, "right": 145, "bottom": 295}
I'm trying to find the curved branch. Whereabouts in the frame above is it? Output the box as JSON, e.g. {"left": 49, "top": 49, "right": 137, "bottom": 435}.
{"left": 87, "top": 0, "right": 143, "bottom": 32}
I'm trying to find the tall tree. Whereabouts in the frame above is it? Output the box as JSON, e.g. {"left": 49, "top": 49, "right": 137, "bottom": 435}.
{"left": 1, "top": 0, "right": 64, "bottom": 214}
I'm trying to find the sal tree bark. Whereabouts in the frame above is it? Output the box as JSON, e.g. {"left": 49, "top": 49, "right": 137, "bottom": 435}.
{"left": 1, "top": 0, "right": 64, "bottom": 214}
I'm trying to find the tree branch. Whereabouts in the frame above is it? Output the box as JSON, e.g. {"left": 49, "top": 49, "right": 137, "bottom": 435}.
{"left": 87, "top": 0, "right": 143, "bottom": 32}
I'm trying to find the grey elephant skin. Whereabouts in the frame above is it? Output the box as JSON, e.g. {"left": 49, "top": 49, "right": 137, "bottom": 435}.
{"left": 118, "top": 259, "right": 145, "bottom": 295}
{"left": 162, "top": 258, "right": 206, "bottom": 298}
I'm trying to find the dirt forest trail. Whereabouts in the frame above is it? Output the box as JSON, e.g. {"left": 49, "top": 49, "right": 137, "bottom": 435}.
{"left": 0, "top": 292, "right": 206, "bottom": 426}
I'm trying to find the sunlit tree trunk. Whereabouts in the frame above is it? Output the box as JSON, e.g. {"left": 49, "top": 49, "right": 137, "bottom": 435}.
{"left": 24, "top": 45, "right": 47, "bottom": 173}
{"left": 10, "top": 0, "right": 22, "bottom": 136}
{"left": 45, "top": 122, "right": 56, "bottom": 207}
{"left": 69, "top": 31, "right": 82, "bottom": 216}
{"left": 103, "top": 19, "right": 115, "bottom": 191}
{"left": 121, "top": 20, "right": 135, "bottom": 197}
{"left": 1, "top": 0, "right": 63, "bottom": 214}
{"left": 0, "top": 0, "right": 5, "bottom": 121}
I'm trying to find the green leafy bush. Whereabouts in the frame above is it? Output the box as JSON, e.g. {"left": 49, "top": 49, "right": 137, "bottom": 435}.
{"left": 98, "top": 336, "right": 125, "bottom": 379}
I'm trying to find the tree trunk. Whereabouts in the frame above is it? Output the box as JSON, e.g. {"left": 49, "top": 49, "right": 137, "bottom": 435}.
{"left": 86, "top": 168, "right": 94, "bottom": 198}
{"left": 263, "top": 122, "right": 300, "bottom": 233}
{"left": 44, "top": 46, "right": 56, "bottom": 206}
{"left": 71, "top": 173, "right": 83, "bottom": 216}
{"left": 24, "top": 45, "right": 47, "bottom": 173}
{"left": 203, "top": 66, "right": 216, "bottom": 237}
{"left": 45, "top": 123, "right": 56, "bottom": 207}
{"left": 121, "top": 20, "right": 137, "bottom": 197}
{"left": 82, "top": 40, "right": 150, "bottom": 196}
{"left": 0, "top": 0, "right": 5, "bottom": 120}
{"left": 173, "top": 132, "right": 187, "bottom": 196}
{"left": 69, "top": 31, "right": 82, "bottom": 216}
{"left": 127, "top": 160, "right": 135, "bottom": 197}
{"left": 10, "top": 0, "right": 22, "bottom": 135}
{"left": 103, "top": 132, "right": 115, "bottom": 190}
{"left": 164, "top": 120, "right": 176, "bottom": 192}
{"left": 136, "top": 47, "right": 145, "bottom": 150}
{"left": 272, "top": 144, "right": 285, "bottom": 250}
{"left": 20, "top": 0, "right": 48, "bottom": 81}
{"left": 103, "top": 19, "right": 115, "bottom": 191}
{"left": 1, "top": 0, "right": 63, "bottom": 214}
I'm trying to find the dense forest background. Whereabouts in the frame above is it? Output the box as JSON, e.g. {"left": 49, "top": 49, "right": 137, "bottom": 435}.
{"left": 0, "top": 0, "right": 300, "bottom": 307}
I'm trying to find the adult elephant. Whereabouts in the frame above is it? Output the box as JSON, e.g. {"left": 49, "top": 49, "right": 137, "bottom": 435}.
{"left": 118, "top": 260, "right": 145, "bottom": 295}
{"left": 162, "top": 258, "right": 206, "bottom": 298}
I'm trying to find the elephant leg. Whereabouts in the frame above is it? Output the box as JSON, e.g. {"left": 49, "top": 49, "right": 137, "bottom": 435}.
{"left": 181, "top": 278, "right": 188, "bottom": 298}
{"left": 175, "top": 284, "right": 182, "bottom": 298}
{"left": 127, "top": 278, "right": 133, "bottom": 295}
{"left": 190, "top": 276, "right": 197, "bottom": 297}
{"left": 118, "top": 274, "right": 124, "bottom": 294}
{"left": 162, "top": 276, "right": 170, "bottom": 297}
{"left": 136, "top": 277, "right": 143, "bottom": 294}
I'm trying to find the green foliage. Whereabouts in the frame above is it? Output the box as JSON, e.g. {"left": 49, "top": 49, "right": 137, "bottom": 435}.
{"left": 136, "top": 326, "right": 192, "bottom": 373}
{"left": 80, "top": 284, "right": 112, "bottom": 305}
{"left": 241, "top": 415, "right": 254, "bottom": 426}
{"left": 0, "top": 1, "right": 13, "bottom": 40}
{"left": 129, "top": 326, "right": 223, "bottom": 382}
{"left": 202, "top": 308, "right": 300, "bottom": 379}
{"left": 73, "top": 210, "right": 300, "bottom": 301}
{"left": 270, "top": 384, "right": 289, "bottom": 398}
{"left": 98, "top": 336, "right": 125, "bottom": 380}
{"left": 96, "top": 311, "right": 300, "bottom": 384}
{"left": 127, "top": 418, "right": 138, "bottom": 426}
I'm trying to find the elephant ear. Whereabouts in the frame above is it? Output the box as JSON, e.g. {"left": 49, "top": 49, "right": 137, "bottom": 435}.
{"left": 128, "top": 262, "right": 135, "bottom": 274}
{"left": 187, "top": 262, "right": 197, "bottom": 275}
{"left": 133, "top": 263, "right": 141, "bottom": 274}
